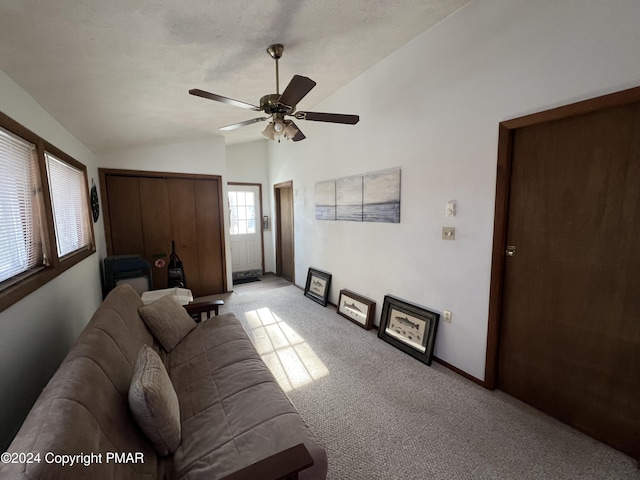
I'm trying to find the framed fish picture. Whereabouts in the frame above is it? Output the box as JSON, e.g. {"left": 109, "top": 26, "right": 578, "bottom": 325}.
{"left": 304, "top": 267, "right": 332, "bottom": 306}
{"left": 378, "top": 295, "right": 439, "bottom": 365}
{"left": 337, "top": 289, "right": 375, "bottom": 330}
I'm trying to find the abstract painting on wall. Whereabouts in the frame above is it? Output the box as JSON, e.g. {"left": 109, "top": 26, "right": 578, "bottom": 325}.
{"left": 336, "top": 175, "right": 363, "bottom": 221}
{"left": 315, "top": 180, "right": 336, "bottom": 220}
{"left": 315, "top": 167, "right": 400, "bottom": 224}
{"left": 363, "top": 168, "right": 401, "bottom": 223}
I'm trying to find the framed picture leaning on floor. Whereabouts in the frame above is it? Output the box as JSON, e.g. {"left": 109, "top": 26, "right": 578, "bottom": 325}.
{"left": 304, "top": 267, "right": 332, "bottom": 306}
{"left": 337, "top": 289, "right": 375, "bottom": 330}
{"left": 378, "top": 295, "right": 439, "bottom": 365}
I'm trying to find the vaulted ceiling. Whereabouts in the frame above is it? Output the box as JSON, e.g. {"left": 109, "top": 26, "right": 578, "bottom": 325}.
{"left": 0, "top": 0, "right": 470, "bottom": 153}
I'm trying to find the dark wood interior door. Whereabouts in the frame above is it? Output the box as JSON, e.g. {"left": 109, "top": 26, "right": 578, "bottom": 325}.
{"left": 275, "top": 183, "right": 294, "bottom": 282}
{"left": 498, "top": 102, "right": 640, "bottom": 458}
{"left": 102, "top": 171, "right": 226, "bottom": 297}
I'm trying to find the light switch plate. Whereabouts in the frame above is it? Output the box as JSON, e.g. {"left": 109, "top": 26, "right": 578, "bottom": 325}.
{"left": 442, "top": 227, "right": 455, "bottom": 240}
{"left": 446, "top": 202, "right": 456, "bottom": 217}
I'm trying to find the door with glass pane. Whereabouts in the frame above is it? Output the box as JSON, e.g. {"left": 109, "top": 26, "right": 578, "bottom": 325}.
{"left": 228, "top": 184, "right": 263, "bottom": 279}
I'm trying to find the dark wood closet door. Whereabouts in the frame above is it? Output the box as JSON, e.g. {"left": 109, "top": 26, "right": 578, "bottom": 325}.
{"left": 139, "top": 177, "right": 172, "bottom": 290}
{"left": 498, "top": 102, "right": 640, "bottom": 458}
{"left": 165, "top": 178, "right": 225, "bottom": 295}
{"left": 103, "top": 175, "right": 144, "bottom": 255}
{"left": 102, "top": 171, "right": 226, "bottom": 297}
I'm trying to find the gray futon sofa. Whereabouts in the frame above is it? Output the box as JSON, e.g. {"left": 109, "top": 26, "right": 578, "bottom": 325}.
{"left": 1, "top": 284, "right": 327, "bottom": 480}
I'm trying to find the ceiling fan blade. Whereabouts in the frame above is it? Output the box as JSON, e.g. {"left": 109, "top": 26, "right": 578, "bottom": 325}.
{"left": 287, "top": 121, "right": 306, "bottom": 142}
{"left": 219, "top": 117, "right": 268, "bottom": 131}
{"left": 189, "top": 89, "right": 261, "bottom": 111}
{"left": 295, "top": 111, "right": 359, "bottom": 125}
{"left": 292, "top": 130, "right": 306, "bottom": 142}
{"left": 278, "top": 75, "right": 317, "bottom": 108}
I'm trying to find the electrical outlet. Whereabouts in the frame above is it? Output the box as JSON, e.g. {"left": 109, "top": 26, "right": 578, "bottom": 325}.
{"left": 442, "top": 227, "right": 455, "bottom": 240}
{"left": 443, "top": 310, "right": 452, "bottom": 323}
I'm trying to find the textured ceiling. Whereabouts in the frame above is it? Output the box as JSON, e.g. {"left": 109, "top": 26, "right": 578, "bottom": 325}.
{"left": 0, "top": 0, "right": 470, "bottom": 154}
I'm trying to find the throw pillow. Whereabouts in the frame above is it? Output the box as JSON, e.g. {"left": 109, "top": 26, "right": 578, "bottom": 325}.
{"left": 128, "top": 345, "right": 181, "bottom": 456}
{"left": 138, "top": 294, "right": 196, "bottom": 351}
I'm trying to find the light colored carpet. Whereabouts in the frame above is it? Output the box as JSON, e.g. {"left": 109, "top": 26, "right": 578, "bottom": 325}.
{"left": 212, "top": 285, "right": 637, "bottom": 479}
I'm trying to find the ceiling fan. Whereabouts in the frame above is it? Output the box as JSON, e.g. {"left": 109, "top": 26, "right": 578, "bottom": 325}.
{"left": 189, "top": 44, "right": 359, "bottom": 142}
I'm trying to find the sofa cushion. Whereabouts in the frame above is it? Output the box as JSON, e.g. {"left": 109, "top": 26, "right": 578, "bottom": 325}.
{"left": 138, "top": 294, "right": 196, "bottom": 351}
{"left": 129, "top": 345, "right": 181, "bottom": 456}
{"left": 167, "top": 313, "right": 328, "bottom": 480}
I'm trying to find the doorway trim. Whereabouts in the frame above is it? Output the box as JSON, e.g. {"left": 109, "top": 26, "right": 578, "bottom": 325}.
{"left": 274, "top": 180, "right": 294, "bottom": 283}
{"left": 485, "top": 85, "right": 640, "bottom": 389}
{"left": 227, "top": 182, "right": 266, "bottom": 275}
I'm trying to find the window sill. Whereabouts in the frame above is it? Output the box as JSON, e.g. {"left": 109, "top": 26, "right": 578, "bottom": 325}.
{"left": 0, "top": 246, "right": 96, "bottom": 314}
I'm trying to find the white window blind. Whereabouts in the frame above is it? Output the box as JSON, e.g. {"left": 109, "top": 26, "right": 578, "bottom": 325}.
{"left": 45, "top": 153, "right": 92, "bottom": 257}
{"left": 0, "top": 127, "right": 44, "bottom": 284}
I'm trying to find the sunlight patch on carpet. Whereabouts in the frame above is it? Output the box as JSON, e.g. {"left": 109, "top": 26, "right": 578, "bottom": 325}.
{"left": 243, "top": 307, "right": 329, "bottom": 392}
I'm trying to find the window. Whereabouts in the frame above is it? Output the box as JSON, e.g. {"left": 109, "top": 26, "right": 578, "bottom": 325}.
{"left": 228, "top": 191, "right": 256, "bottom": 235}
{"left": 46, "top": 153, "right": 92, "bottom": 257}
{"left": 0, "top": 127, "right": 45, "bottom": 283}
{"left": 0, "top": 112, "right": 95, "bottom": 312}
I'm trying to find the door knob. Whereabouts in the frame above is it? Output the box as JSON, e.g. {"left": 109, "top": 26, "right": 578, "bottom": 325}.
{"left": 505, "top": 246, "right": 517, "bottom": 256}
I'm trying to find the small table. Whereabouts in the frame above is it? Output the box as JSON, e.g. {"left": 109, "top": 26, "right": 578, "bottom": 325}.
{"left": 184, "top": 299, "right": 224, "bottom": 322}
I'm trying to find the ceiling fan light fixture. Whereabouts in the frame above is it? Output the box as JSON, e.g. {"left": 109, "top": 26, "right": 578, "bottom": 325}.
{"left": 283, "top": 122, "right": 299, "bottom": 140}
{"left": 273, "top": 119, "right": 285, "bottom": 134}
{"left": 261, "top": 122, "right": 276, "bottom": 140}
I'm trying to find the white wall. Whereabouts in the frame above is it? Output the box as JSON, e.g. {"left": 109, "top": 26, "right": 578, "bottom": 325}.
{"left": 226, "top": 140, "right": 276, "bottom": 273}
{"left": 98, "top": 137, "right": 232, "bottom": 290}
{"left": 267, "top": 0, "right": 640, "bottom": 380}
{"left": 0, "top": 70, "right": 104, "bottom": 449}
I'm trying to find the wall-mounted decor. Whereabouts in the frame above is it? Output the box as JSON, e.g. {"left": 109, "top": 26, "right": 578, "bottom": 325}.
{"left": 304, "top": 267, "right": 332, "bottom": 306}
{"left": 337, "top": 289, "right": 375, "bottom": 330}
{"left": 363, "top": 168, "right": 401, "bottom": 223}
{"left": 315, "top": 180, "right": 336, "bottom": 220}
{"left": 378, "top": 295, "right": 439, "bottom": 366}
{"left": 337, "top": 175, "right": 363, "bottom": 221}
{"left": 90, "top": 179, "right": 100, "bottom": 222}
{"left": 315, "top": 167, "right": 401, "bottom": 224}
